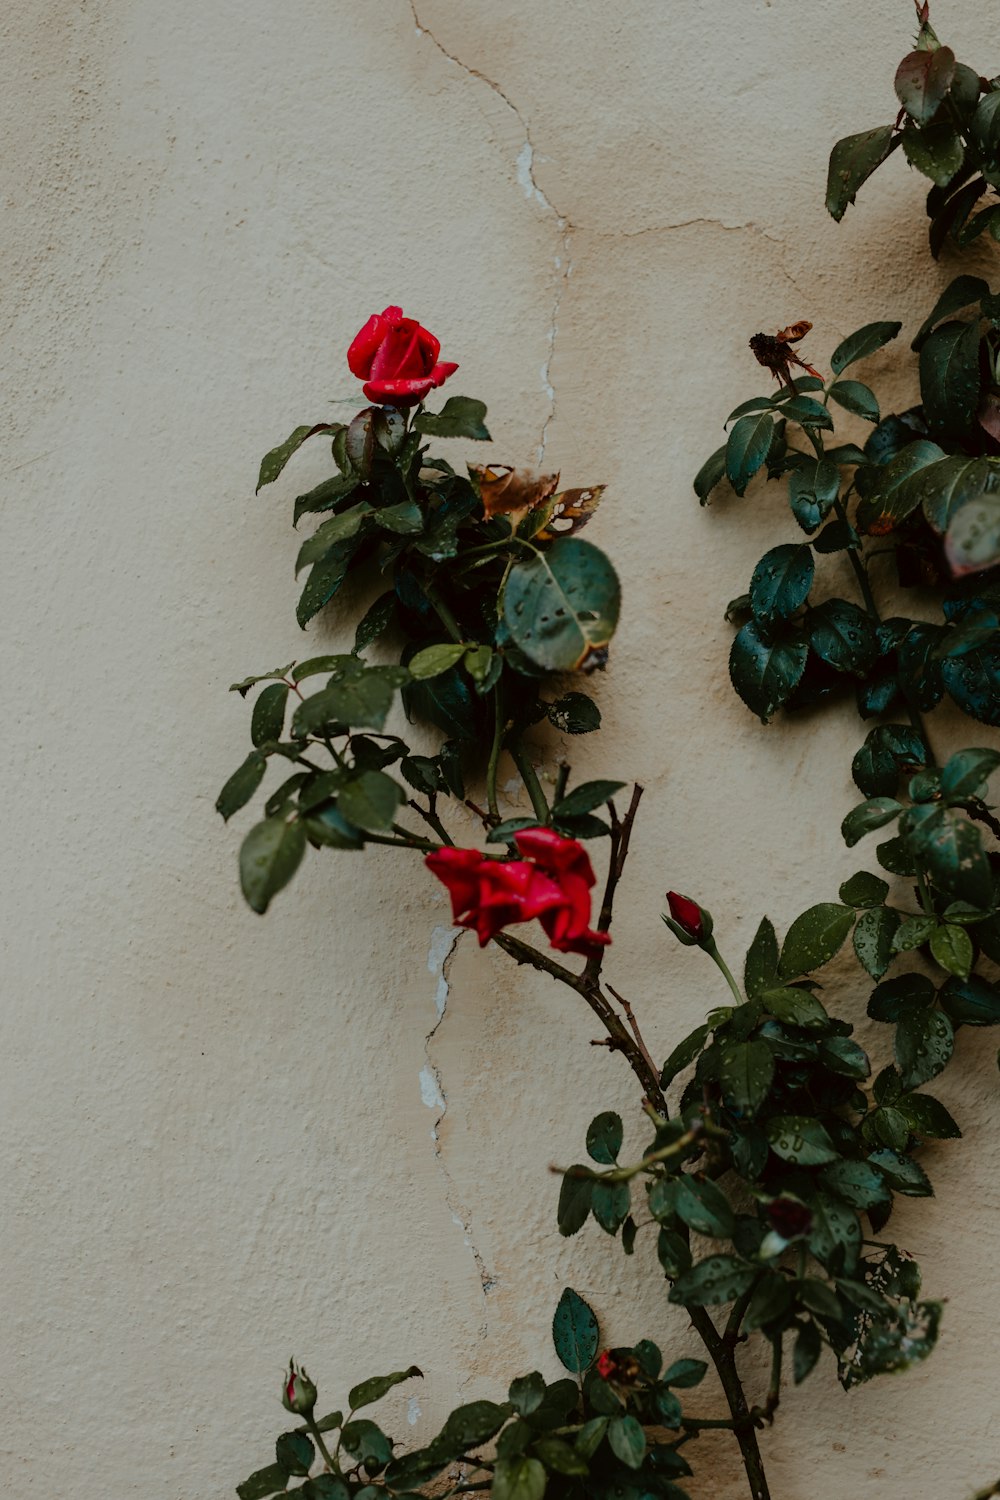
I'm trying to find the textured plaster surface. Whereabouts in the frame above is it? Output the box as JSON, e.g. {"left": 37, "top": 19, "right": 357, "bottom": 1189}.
{"left": 2, "top": 2, "right": 999, "bottom": 1496}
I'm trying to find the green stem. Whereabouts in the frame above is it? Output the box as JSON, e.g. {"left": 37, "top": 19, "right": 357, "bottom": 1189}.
{"left": 423, "top": 579, "right": 463, "bottom": 643}
{"left": 486, "top": 686, "right": 506, "bottom": 824}
{"left": 306, "top": 1418, "right": 340, "bottom": 1474}
{"left": 510, "top": 739, "right": 549, "bottom": 822}
{"left": 362, "top": 828, "right": 439, "bottom": 853}
{"left": 707, "top": 940, "right": 744, "bottom": 1007}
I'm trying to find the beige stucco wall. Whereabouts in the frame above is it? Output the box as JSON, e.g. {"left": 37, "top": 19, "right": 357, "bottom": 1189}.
{"left": 3, "top": 2, "right": 998, "bottom": 1495}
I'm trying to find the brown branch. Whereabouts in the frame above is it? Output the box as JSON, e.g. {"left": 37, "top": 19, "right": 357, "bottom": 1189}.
{"left": 585, "top": 783, "right": 644, "bottom": 984}
{"left": 492, "top": 929, "right": 667, "bottom": 1113}
{"left": 607, "top": 983, "right": 659, "bottom": 1087}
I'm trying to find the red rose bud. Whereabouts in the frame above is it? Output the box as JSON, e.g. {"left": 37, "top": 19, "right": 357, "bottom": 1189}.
{"left": 347, "top": 306, "right": 458, "bottom": 407}
{"left": 282, "top": 1358, "right": 318, "bottom": 1416}
{"left": 596, "top": 1350, "right": 617, "bottom": 1381}
{"left": 664, "top": 891, "right": 713, "bottom": 947}
{"left": 766, "top": 1198, "right": 813, "bottom": 1241}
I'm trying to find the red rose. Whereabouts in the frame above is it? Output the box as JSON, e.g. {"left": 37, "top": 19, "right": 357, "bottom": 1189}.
{"left": 425, "top": 831, "right": 610, "bottom": 959}
{"left": 596, "top": 1350, "right": 617, "bottom": 1381}
{"left": 426, "top": 846, "right": 565, "bottom": 947}
{"left": 515, "top": 827, "right": 611, "bottom": 960}
{"left": 666, "top": 890, "right": 705, "bottom": 941}
{"left": 347, "top": 305, "right": 458, "bottom": 407}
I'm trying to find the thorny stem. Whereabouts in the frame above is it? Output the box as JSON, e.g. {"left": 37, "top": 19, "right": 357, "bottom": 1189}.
{"left": 586, "top": 786, "right": 644, "bottom": 984}
{"left": 969, "top": 1481, "right": 1000, "bottom": 1500}
{"left": 408, "top": 796, "right": 454, "bottom": 846}
{"left": 687, "top": 1306, "right": 773, "bottom": 1500}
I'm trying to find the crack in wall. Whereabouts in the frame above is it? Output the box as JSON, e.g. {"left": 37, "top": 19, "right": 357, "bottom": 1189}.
{"left": 421, "top": 924, "right": 496, "bottom": 1396}
{"left": 409, "top": 2, "right": 571, "bottom": 463}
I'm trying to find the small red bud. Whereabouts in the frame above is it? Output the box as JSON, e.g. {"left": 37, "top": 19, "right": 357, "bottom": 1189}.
{"left": 282, "top": 1358, "right": 318, "bottom": 1416}
{"left": 666, "top": 891, "right": 704, "bottom": 941}
{"left": 596, "top": 1350, "right": 617, "bottom": 1381}
{"left": 766, "top": 1198, "right": 813, "bottom": 1240}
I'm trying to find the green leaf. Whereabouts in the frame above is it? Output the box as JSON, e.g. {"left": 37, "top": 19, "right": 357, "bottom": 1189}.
{"left": 809, "top": 599, "right": 876, "bottom": 673}
{"left": 853, "top": 905, "right": 901, "bottom": 980}
{"left": 779, "top": 903, "right": 855, "bottom": 976}
{"left": 919, "top": 810, "right": 994, "bottom": 909}
{"left": 508, "top": 1373, "right": 545, "bottom": 1417}
{"left": 530, "top": 1438, "right": 588, "bottom": 1477}
{"left": 413, "top": 396, "right": 490, "bottom": 441}
{"left": 912, "top": 457, "right": 1000, "bottom": 535}
{"left": 276, "top": 1430, "right": 314, "bottom": 1476}
{"left": 788, "top": 458, "right": 841, "bottom": 533}
{"left": 257, "top": 423, "right": 331, "bottom": 491}
{"left": 868, "top": 1149, "right": 933, "bottom": 1196}
{"left": 939, "top": 974, "right": 1000, "bottom": 1026}
{"left": 504, "top": 538, "right": 620, "bottom": 672}
{"left": 338, "top": 771, "right": 403, "bottom": 832}
{"left": 546, "top": 692, "right": 600, "bottom": 735}
{"left": 820, "top": 1035, "right": 871, "bottom": 1080}
{"left": 240, "top": 818, "right": 307, "bottom": 914}
{"left": 828, "top": 380, "right": 879, "bottom": 423}
{"left": 719, "top": 1039, "right": 774, "bottom": 1116}
{"left": 608, "top": 1415, "right": 646, "bottom": 1470}
{"left": 217, "top": 751, "right": 268, "bottom": 821}
{"left": 552, "top": 1288, "right": 598, "bottom": 1373}
{"left": 903, "top": 121, "right": 964, "bottom": 187}
{"left": 648, "top": 1360, "right": 701, "bottom": 1397}
{"left": 295, "top": 503, "right": 372, "bottom": 573}
{"left": 895, "top": 46, "right": 956, "bottom": 124}
{"left": 251, "top": 683, "right": 289, "bottom": 747}
{"left": 674, "top": 1176, "right": 735, "bottom": 1238}
{"left": 744, "top": 1274, "right": 792, "bottom": 1332}
{"left": 725, "top": 412, "right": 775, "bottom": 495}
{"left": 839, "top": 871, "right": 890, "bottom": 907}
{"left": 831, "top": 321, "right": 903, "bottom": 374}
{"left": 763, "top": 986, "right": 829, "bottom": 1029}
{"left": 842, "top": 798, "right": 901, "bottom": 848}
{"left": 237, "top": 1464, "right": 289, "bottom": 1499}
{"left": 668, "top": 1254, "right": 757, "bottom": 1307}
{"left": 354, "top": 592, "right": 396, "bottom": 655}
{"left": 437, "top": 1401, "right": 509, "bottom": 1453}
{"left": 377, "top": 499, "right": 424, "bottom": 534}
{"left": 557, "top": 1168, "right": 593, "bottom": 1238}
{"left": 826, "top": 125, "right": 899, "bottom": 221}
{"left": 971, "top": 87, "right": 1000, "bottom": 151}
{"left": 296, "top": 541, "right": 360, "bottom": 628}
{"left": 767, "top": 1115, "right": 839, "bottom": 1166}
{"left": 779, "top": 396, "right": 834, "bottom": 430}
{"left": 230, "top": 665, "right": 295, "bottom": 698}
{"left": 896, "top": 1007, "right": 954, "bottom": 1088}
{"left": 896, "top": 1091, "right": 961, "bottom": 1139}
{"left": 586, "top": 1111, "right": 623, "bottom": 1165}
{"left": 946, "top": 489, "right": 1000, "bottom": 577}
{"left": 694, "top": 444, "right": 727, "bottom": 502}
{"left": 553, "top": 780, "right": 625, "bottom": 819}
{"left": 855, "top": 439, "right": 948, "bottom": 533}
{"left": 341, "top": 1419, "right": 393, "bottom": 1472}
{"left": 821, "top": 1161, "right": 889, "bottom": 1212}
{"left": 294, "top": 673, "right": 397, "bottom": 734}
{"left": 793, "top": 1321, "right": 822, "bottom": 1384}
{"left": 408, "top": 643, "right": 469, "bottom": 680}
{"left": 749, "top": 544, "right": 814, "bottom": 625}
{"left": 868, "top": 972, "right": 935, "bottom": 1022}
{"left": 660, "top": 1023, "right": 710, "bottom": 1086}
{"left": 808, "top": 1192, "right": 861, "bottom": 1274}
{"left": 744, "top": 917, "right": 779, "bottom": 998}
{"left": 729, "top": 619, "right": 807, "bottom": 722}
{"left": 657, "top": 1228, "right": 692, "bottom": 1278}
{"left": 493, "top": 1458, "right": 546, "bottom": 1500}
{"left": 348, "top": 1366, "right": 422, "bottom": 1410}
{"left": 939, "top": 746, "right": 1000, "bottom": 798}
{"left": 929, "top": 923, "right": 974, "bottom": 978}
{"left": 913, "top": 275, "right": 990, "bottom": 350}
{"left": 919, "top": 319, "right": 982, "bottom": 438}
